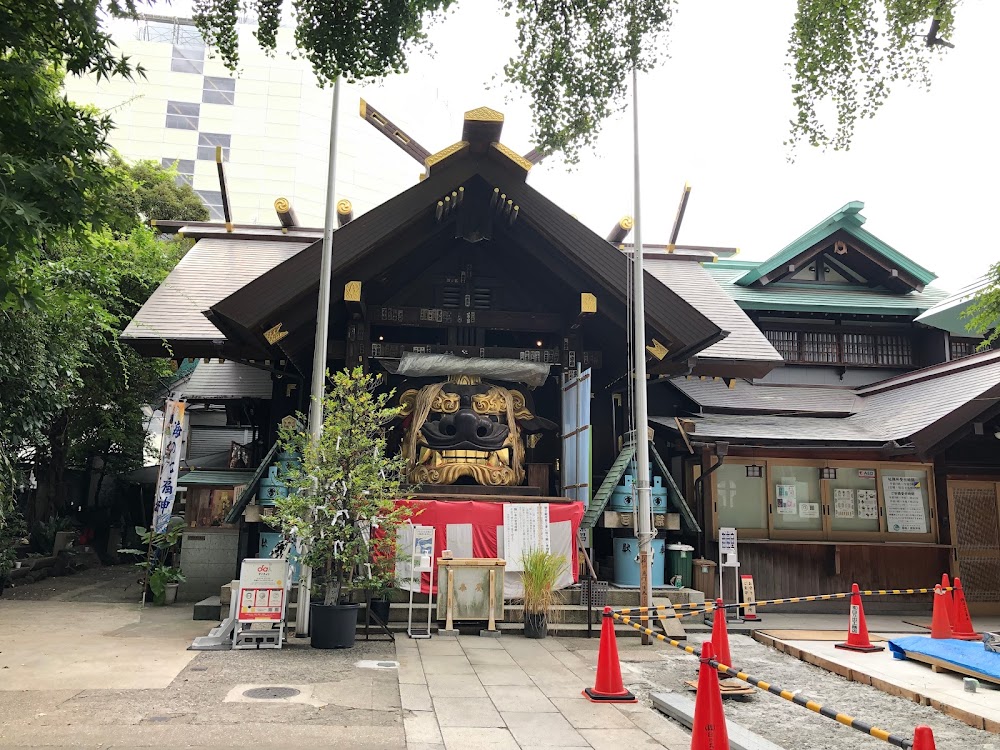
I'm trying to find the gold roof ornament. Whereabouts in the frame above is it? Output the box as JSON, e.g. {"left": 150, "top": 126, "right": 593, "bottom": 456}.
{"left": 491, "top": 142, "right": 532, "bottom": 172}
{"left": 464, "top": 106, "right": 504, "bottom": 122}
{"left": 424, "top": 141, "right": 470, "bottom": 171}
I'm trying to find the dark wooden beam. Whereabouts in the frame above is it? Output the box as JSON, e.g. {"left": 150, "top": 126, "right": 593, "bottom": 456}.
{"left": 369, "top": 342, "right": 603, "bottom": 368}
{"left": 337, "top": 199, "right": 354, "bottom": 227}
{"left": 369, "top": 305, "right": 562, "bottom": 332}
{"left": 274, "top": 197, "right": 298, "bottom": 227}
{"left": 359, "top": 98, "right": 431, "bottom": 164}
{"left": 215, "top": 146, "right": 233, "bottom": 229}
{"left": 668, "top": 182, "right": 691, "bottom": 246}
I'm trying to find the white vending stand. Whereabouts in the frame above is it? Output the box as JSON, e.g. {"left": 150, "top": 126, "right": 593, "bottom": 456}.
{"left": 718, "top": 527, "right": 740, "bottom": 622}
{"left": 233, "top": 557, "right": 290, "bottom": 649}
{"left": 406, "top": 525, "right": 436, "bottom": 639}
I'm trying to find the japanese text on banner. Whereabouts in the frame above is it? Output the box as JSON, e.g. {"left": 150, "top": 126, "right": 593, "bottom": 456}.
{"left": 152, "top": 399, "right": 186, "bottom": 533}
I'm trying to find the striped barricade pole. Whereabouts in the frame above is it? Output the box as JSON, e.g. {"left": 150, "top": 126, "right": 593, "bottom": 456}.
{"left": 614, "top": 586, "right": 952, "bottom": 617}
{"left": 611, "top": 610, "right": 918, "bottom": 749}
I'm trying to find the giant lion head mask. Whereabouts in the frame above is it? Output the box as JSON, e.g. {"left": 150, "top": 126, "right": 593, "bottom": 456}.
{"left": 398, "top": 375, "right": 555, "bottom": 486}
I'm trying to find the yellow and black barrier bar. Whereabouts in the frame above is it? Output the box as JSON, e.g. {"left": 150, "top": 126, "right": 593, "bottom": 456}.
{"left": 615, "top": 586, "right": 951, "bottom": 616}
{"left": 611, "top": 611, "right": 915, "bottom": 748}
{"left": 613, "top": 607, "right": 714, "bottom": 623}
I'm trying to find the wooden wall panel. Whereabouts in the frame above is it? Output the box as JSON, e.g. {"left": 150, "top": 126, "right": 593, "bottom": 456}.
{"left": 737, "top": 544, "right": 948, "bottom": 613}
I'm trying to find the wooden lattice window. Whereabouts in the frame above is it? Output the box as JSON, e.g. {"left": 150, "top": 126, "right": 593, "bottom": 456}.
{"left": 766, "top": 329, "right": 913, "bottom": 366}
{"left": 843, "top": 333, "right": 876, "bottom": 364}
{"left": 875, "top": 334, "right": 912, "bottom": 366}
{"left": 802, "top": 332, "right": 838, "bottom": 363}
{"left": 764, "top": 330, "right": 799, "bottom": 360}
{"left": 950, "top": 339, "right": 977, "bottom": 360}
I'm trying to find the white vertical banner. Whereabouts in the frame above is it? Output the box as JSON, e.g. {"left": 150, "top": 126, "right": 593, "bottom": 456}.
{"left": 152, "top": 399, "right": 186, "bottom": 533}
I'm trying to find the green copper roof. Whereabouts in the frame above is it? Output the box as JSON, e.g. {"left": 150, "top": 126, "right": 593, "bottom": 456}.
{"left": 735, "top": 202, "right": 937, "bottom": 287}
{"left": 703, "top": 264, "right": 950, "bottom": 315}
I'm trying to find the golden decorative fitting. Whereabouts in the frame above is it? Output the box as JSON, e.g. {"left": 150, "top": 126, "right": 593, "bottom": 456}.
{"left": 464, "top": 106, "right": 504, "bottom": 122}
{"left": 263, "top": 323, "right": 288, "bottom": 345}
{"left": 491, "top": 142, "right": 532, "bottom": 172}
{"left": 337, "top": 199, "right": 353, "bottom": 216}
{"left": 646, "top": 339, "right": 669, "bottom": 360}
{"left": 274, "top": 197, "right": 290, "bottom": 213}
{"left": 620, "top": 216, "right": 634, "bottom": 230}
{"left": 447, "top": 374, "right": 481, "bottom": 385}
{"left": 424, "top": 141, "right": 469, "bottom": 169}
{"left": 344, "top": 281, "right": 362, "bottom": 302}
{"left": 581, "top": 293, "right": 597, "bottom": 315}
{"left": 359, "top": 98, "right": 367, "bottom": 118}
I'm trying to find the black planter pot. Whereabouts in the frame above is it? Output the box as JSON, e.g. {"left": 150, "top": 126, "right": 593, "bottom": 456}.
{"left": 523, "top": 612, "right": 548, "bottom": 639}
{"left": 368, "top": 598, "right": 391, "bottom": 626}
{"left": 310, "top": 602, "right": 360, "bottom": 649}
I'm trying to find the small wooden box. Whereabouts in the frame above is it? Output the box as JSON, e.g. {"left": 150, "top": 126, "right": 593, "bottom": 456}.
{"left": 436, "top": 558, "right": 506, "bottom": 623}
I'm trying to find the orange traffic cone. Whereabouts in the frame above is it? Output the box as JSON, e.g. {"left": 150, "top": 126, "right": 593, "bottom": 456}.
{"left": 583, "top": 607, "right": 637, "bottom": 703}
{"left": 941, "top": 573, "right": 957, "bottom": 631}
{"left": 690, "top": 640, "right": 730, "bottom": 750}
{"left": 930, "top": 585, "right": 953, "bottom": 639}
{"left": 951, "top": 577, "right": 980, "bottom": 640}
{"left": 836, "top": 583, "right": 884, "bottom": 653}
{"left": 912, "top": 725, "right": 937, "bottom": 750}
{"left": 711, "top": 598, "right": 733, "bottom": 669}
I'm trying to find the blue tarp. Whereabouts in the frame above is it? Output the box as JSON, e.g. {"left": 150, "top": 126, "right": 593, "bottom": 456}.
{"left": 889, "top": 636, "right": 1000, "bottom": 682}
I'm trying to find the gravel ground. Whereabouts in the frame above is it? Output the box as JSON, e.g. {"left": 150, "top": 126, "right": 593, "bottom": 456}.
{"left": 611, "top": 633, "right": 999, "bottom": 750}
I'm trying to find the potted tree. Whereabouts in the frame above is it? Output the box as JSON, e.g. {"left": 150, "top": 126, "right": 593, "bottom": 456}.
{"left": 273, "top": 367, "right": 410, "bottom": 649}
{"left": 520, "top": 549, "right": 567, "bottom": 639}
{"left": 119, "top": 522, "right": 185, "bottom": 605}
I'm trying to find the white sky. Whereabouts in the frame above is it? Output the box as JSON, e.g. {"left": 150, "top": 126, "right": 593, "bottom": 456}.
{"left": 170, "top": 0, "right": 1000, "bottom": 293}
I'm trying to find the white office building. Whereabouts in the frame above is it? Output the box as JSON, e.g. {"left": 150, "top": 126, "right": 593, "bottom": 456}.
{"left": 64, "top": 14, "right": 451, "bottom": 224}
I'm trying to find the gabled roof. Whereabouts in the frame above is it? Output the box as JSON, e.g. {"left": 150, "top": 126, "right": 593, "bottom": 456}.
{"left": 913, "top": 277, "right": 990, "bottom": 336}
{"left": 704, "top": 263, "right": 949, "bottom": 315}
{"left": 658, "top": 349, "right": 1000, "bottom": 455}
{"left": 734, "top": 202, "right": 937, "bottom": 292}
{"left": 643, "top": 257, "right": 782, "bottom": 377}
{"left": 122, "top": 236, "right": 311, "bottom": 356}
{"left": 672, "top": 378, "right": 861, "bottom": 416}
{"left": 210, "top": 147, "right": 726, "bottom": 365}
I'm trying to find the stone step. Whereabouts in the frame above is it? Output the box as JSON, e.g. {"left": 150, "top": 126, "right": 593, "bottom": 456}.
{"left": 348, "top": 618, "right": 661, "bottom": 638}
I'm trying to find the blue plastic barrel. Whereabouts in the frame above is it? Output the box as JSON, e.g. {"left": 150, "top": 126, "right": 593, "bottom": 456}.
{"left": 613, "top": 537, "right": 666, "bottom": 587}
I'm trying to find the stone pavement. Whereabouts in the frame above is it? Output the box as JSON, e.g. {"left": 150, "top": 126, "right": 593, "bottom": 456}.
{"left": 398, "top": 634, "right": 690, "bottom": 750}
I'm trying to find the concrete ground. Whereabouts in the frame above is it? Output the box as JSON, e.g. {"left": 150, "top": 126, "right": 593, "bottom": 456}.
{"left": 0, "top": 567, "right": 689, "bottom": 749}
{"left": 6, "top": 566, "right": 999, "bottom": 749}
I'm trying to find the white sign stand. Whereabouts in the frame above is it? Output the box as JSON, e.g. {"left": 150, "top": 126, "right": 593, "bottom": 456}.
{"left": 233, "top": 558, "right": 290, "bottom": 649}
{"left": 718, "top": 526, "right": 740, "bottom": 622}
{"left": 406, "top": 525, "right": 435, "bottom": 639}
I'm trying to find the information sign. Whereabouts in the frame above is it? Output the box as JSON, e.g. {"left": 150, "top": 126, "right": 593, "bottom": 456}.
{"left": 775, "top": 483, "right": 797, "bottom": 514}
{"left": 882, "top": 475, "right": 928, "bottom": 533}
{"left": 237, "top": 558, "right": 288, "bottom": 623}
{"left": 503, "top": 503, "right": 551, "bottom": 572}
{"left": 857, "top": 489, "right": 879, "bottom": 520}
{"left": 834, "top": 488, "right": 855, "bottom": 518}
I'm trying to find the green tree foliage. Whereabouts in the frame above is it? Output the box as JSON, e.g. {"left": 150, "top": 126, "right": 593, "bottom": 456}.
{"left": 3, "top": 1, "right": 961, "bottom": 177}
{"left": 963, "top": 264, "right": 1000, "bottom": 349}
{"left": 271, "top": 368, "right": 412, "bottom": 605}
{"left": 0, "top": 149, "right": 204, "bottom": 524}
{"left": 788, "top": 0, "right": 956, "bottom": 152}
{"left": 0, "top": 55, "right": 118, "bottom": 305}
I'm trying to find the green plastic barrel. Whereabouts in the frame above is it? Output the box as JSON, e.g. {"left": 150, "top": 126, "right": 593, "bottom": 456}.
{"left": 666, "top": 544, "right": 695, "bottom": 588}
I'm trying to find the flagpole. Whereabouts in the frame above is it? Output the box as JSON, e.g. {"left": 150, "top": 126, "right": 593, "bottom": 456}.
{"left": 630, "top": 65, "right": 653, "bottom": 644}
{"left": 297, "top": 76, "right": 341, "bottom": 637}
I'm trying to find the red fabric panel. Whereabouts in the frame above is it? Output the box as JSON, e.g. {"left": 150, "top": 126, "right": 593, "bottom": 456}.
{"left": 394, "top": 499, "right": 584, "bottom": 594}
